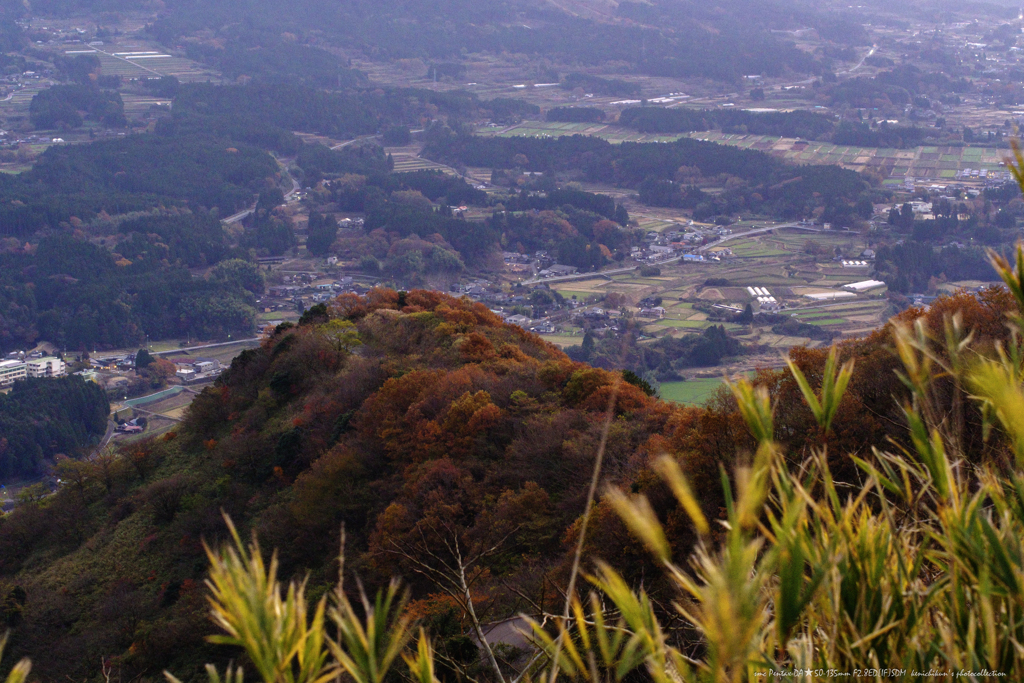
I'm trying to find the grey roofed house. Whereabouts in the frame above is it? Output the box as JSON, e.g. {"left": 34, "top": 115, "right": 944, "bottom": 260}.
{"left": 505, "top": 314, "right": 531, "bottom": 326}
{"left": 547, "top": 264, "right": 578, "bottom": 276}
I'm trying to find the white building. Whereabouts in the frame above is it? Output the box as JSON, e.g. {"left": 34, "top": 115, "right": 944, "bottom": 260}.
{"left": 843, "top": 280, "right": 887, "bottom": 293}
{"left": 0, "top": 360, "right": 26, "bottom": 387}
{"left": 26, "top": 357, "right": 65, "bottom": 378}
{"left": 803, "top": 291, "right": 856, "bottom": 301}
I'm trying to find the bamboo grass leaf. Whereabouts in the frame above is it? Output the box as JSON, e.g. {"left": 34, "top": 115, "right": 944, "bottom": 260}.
{"left": 606, "top": 486, "right": 670, "bottom": 562}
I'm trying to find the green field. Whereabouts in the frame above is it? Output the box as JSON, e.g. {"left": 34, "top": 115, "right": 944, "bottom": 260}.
{"left": 659, "top": 379, "right": 725, "bottom": 405}
{"left": 539, "top": 334, "right": 582, "bottom": 347}
{"left": 795, "top": 311, "right": 846, "bottom": 319}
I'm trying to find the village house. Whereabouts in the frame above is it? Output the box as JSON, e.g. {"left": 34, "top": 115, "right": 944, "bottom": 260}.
{"left": 504, "top": 314, "right": 532, "bottom": 327}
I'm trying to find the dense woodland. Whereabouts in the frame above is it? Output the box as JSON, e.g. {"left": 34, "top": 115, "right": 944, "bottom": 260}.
{"left": 0, "top": 376, "right": 108, "bottom": 478}
{"left": 0, "top": 133, "right": 278, "bottom": 238}
{"left": 0, "top": 232, "right": 259, "bottom": 352}
{"left": 874, "top": 241, "right": 993, "bottom": 293}
{"left": 295, "top": 140, "right": 635, "bottom": 273}
{"left": 0, "top": 285, "right": 1018, "bottom": 679}
{"left": 29, "top": 84, "right": 125, "bottom": 130}
{"left": 170, "top": 83, "right": 511, "bottom": 142}
{"left": 424, "top": 130, "right": 870, "bottom": 223}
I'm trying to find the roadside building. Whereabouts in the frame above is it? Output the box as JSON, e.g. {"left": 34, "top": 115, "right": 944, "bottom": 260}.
{"left": 191, "top": 358, "right": 220, "bottom": 374}
{"left": 546, "top": 264, "right": 579, "bottom": 276}
{"left": 26, "top": 357, "right": 66, "bottom": 378}
{"left": 0, "top": 360, "right": 26, "bottom": 387}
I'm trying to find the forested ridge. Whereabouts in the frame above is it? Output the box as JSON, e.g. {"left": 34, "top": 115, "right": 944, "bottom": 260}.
{"left": 0, "top": 0, "right": 850, "bottom": 84}
{"left": 0, "top": 133, "right": 278, "bottom": 238}
{"left": 0, "top": 283, "right": 1018, "bottom": 680}
{"left": 0, "top": 231, "right": 261, "bottom": 352}
{"left": 145, "top": 0, "right": 831, "bottom": 83}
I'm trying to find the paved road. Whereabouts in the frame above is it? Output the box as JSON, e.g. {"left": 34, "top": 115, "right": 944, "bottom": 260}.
{"left": 223, "top": 205, "right": 255, "bottom": 224}
{"left": 697, "top": 223, "right": 821, "bottom": 252}
{"left": 479, "top": 617, "right": 532, "bottom": 649}
{"left": 773, "top": 45, "right": 877, "bottom": 92}
{"left": 331, "top": 134, "right": 379, "bottom": 150}
{"left": 329, "top": 130, "right": 424, "bottom": 151}
{"left": 93, "top": 420, "right": 116, "bottom": 455}
{"left": 842, "top": 45, "right": 878, "bottom": 75}
{"left": 92, "top": 338, "right": 261, "bottom": 364}
{"left": 521, "top": 256, "right": 681, "bottom": 285}
{"left": 221, "top": 156, "right": 301, "bottom": 224}
{"left": 521, "top": 223, "right": 819, "bottom": 285}
{"left": 149, "top": 338, "right": 261, "bottom": 356}
{"left": 272, "top": 154, "right": 301, "bottom": 201}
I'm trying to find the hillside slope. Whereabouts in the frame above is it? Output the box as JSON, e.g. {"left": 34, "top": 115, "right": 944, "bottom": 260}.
{"left": 0, "top": 290, "right": 670, "bottom": 679}
{"left": 0, "top": 286, "right": 1017, "bottom": 680}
